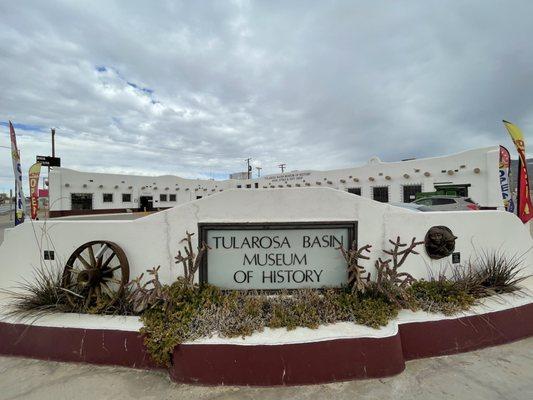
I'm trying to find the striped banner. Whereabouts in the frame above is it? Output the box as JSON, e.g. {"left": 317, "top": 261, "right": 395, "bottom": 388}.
{"left": 9, "top": 121, "right": 25, "bottom": 225}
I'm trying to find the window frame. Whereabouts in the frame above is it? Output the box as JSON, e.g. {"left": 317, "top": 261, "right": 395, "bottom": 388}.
{"left": 372, "top": 186, "right": 389, "bottom": 203}
{"left": 402, "top": 184, "right": 422, "bottom": 203}
{"left": 347, "top": 187, "right": 362, "bottom": 196}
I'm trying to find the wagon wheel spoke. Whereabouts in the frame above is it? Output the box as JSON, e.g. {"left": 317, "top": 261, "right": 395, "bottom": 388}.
{"left": 107, "top": 265, "right": 122, "bottom": 273}
{"left": 95, "top": 244, "right": 108, "bottom": 269}
{"left": 95, "top": 286, "right": 102, "bottom": 303}
{"left": 101, "top": 253, "right": 116, "bottom": 269}
{"left": 65, "top": 266, "right": 80, "bottom": 274}
{"left": 101, "top": 282, "right": 114, "bottom": 296}
{"left": 77, "top": 254, "right": 92, "bottom": 270}
{"left": 84, "top": 287, "right": 94, "bottom": 308}
{"left": 104, "top": 277, "right": 122, "bottom": 285}
{"left": 87, "top": 245, "right": 96, "bottom": 267}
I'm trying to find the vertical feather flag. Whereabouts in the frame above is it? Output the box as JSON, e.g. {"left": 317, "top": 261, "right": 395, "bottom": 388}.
{"left": 9, "top": 121, "right": 25, "bottom": 225}
{"left": 29, "top": 162, "right": 42, "bottom": 219}
{"left": 499, "top": 145, "right": 512, "bottom": 211}
{"left": 503, "top": 120, "right": 533, "bottom": 224}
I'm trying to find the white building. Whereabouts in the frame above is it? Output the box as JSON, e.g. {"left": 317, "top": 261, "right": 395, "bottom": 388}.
{"left": 48, "top": 146, "right": 503, "bottom": 217}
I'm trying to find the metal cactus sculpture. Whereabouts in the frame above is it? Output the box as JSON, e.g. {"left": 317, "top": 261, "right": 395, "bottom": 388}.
{"left": 174, "top": 231, "right": 210, "bottom": 286}
{"left": 338, "top": 241, "right": 372, "bottom": 293}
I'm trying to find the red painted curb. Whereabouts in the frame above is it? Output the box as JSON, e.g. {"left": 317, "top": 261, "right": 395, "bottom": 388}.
{"left": 400, "top": 301, "right": 533, "bottom": 360}
{"left": 0, "top": 322, "right": 158, "bottom": 370}
{"left": 0, "top": 301, "right": 532, "bottom": 386}
{"left": 170, "top": 334, "right": 405, "bottom": 386}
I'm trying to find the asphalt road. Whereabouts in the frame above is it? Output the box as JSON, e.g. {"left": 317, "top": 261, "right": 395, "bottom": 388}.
{"left": 0, "top": 337, "right": 532, "bottom": 400}
{"left": 0, "top": 216, "right": 13, "bottom": 246}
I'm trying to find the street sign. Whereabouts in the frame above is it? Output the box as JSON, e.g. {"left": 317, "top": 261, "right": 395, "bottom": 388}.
{"left": 36, "top": 155, "right": 61, "bottom": 167}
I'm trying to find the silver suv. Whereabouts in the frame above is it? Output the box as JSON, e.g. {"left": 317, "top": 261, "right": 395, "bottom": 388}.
{"left": 412, "top": 196, "right": 479, "bottom": 211}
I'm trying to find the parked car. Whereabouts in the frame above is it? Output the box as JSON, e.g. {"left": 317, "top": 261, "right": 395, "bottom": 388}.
{"left": 412, "top": 196, "right": 479, "bottom": 211}
{"left": 390, "top": 202, "right": 433, "bottom": 212}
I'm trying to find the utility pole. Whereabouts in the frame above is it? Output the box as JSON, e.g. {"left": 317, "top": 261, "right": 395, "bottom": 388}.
{"left": 278, "top": 163, "right": 286, "bottom": 173}
{"left": 49, "top": 128, "right": 55, "bottom": 181}
{"left": 255, "top": 166, "right": 262, "bottom": 178}
{"left": 51, "top": 128, "right": 56, "bottom": 157}
{"left": 245, "top": 158, "right": 252, "bottom": 179}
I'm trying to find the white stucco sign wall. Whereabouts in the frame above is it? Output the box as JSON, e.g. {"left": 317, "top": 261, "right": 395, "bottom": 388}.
{"left": 200, "top": 223, "right": 355, "bottom": 289}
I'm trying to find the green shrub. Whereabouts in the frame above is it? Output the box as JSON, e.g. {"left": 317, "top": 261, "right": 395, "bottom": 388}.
{"left": 140, "top": 279, "right": 223, "bottom": 366}
{"left": 139, "top": 285, "right": 401, "bottom": 365}
{"left": 409, "top": 279, "right": 476, "bottom": 315}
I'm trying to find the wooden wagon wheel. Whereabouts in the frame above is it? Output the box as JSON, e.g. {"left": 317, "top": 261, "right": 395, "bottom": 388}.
{"left": 62, "top": 241, "right": 130, "bottom": 308}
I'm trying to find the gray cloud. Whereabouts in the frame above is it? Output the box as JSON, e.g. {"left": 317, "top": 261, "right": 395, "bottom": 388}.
{"left": 2, "top": 0, "right": 533, "bottom": 192}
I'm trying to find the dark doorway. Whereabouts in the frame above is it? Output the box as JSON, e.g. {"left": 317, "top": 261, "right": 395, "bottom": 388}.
{"left": 71, "top": 193, "right": 93, "bottom": 210}
{"left": 139, "top": 196, "right": 153, "bottom": 211}
{"left": 403, "top": 185, "right": 422, "bottom": 203}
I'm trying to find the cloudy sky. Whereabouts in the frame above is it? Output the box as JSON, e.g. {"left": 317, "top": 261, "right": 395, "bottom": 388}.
{"left": 1, "top": 0, "right": 533, "bottom": 192}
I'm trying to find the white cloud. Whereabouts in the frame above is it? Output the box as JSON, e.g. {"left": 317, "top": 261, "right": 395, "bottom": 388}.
{"left": 2, "top": 0, "right": 533, "bottom": 192}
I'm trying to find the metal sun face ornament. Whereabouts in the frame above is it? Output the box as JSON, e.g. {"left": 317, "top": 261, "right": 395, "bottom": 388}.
{"left": 424, "top": 226, "right": 457, "bottom": 260}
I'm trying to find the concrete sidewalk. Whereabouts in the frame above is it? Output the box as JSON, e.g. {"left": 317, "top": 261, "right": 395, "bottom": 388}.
{"left": 0, "top": 337, "right": 532, "bottom": 400}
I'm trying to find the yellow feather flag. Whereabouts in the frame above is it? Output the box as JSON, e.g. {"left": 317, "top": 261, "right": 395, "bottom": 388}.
{"left": 503, "top": 120, "right": 533, "bottom": 223}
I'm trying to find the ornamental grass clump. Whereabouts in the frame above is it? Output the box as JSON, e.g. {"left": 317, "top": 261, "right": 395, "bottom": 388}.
{"left": 0, "top": 265, "right": 73, "bottom": 318}
{"left": 468, "top": 250, "right": 529, "bottom": 295}
{"left": 1, "top": 264, "right": 134, "bottom": 318}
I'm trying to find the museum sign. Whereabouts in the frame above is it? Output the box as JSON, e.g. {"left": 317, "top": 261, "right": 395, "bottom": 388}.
{"left": 199, "top": 222, "right": 357, "bottom": 290}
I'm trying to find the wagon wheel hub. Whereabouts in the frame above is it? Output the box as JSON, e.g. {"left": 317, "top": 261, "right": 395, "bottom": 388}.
{"left": 77, "top": 268, "right": 103, "bottom": 287}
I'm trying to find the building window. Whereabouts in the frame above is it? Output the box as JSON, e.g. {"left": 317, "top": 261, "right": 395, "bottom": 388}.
{"left": 196, "top": 195, "right": 202, "bottom": 199}
{"left": 347, "top": 187, "right": 361, "bottom": 196}
{"left": 103, "top": 193, "right": 113, "bottom": 203}
{"left": 160, "top": 194, "right": 167, "bottom": 202}
{"left": 169, "top": 194, "right": 176, "bottom": 202}
{"left": 237, "top": 185, "right": 242, "bottom": 188}
{"left": 122, "top": 193, "right": 132, "bottom": 202}
{"left": 372, "top": 186, "right": 389, "bottom": 203}
{"left": 402, "top": 185, "right": 422, "bottom": 203}
{"left": 71, "top": 193, "right": 93, "bottom": 210}
{"left": 254, "top": 182, "right": 259, "bottom": 188}
{"left": 246, "top": 184, "right": 251, "bottom": 188}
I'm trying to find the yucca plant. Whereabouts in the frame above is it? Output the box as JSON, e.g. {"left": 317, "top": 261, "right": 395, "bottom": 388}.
{"left": 469, "top": 249, "right": 529, "bottom": 295}
{"left": 0, "top": 265, "right": 82, "bottom": 319}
